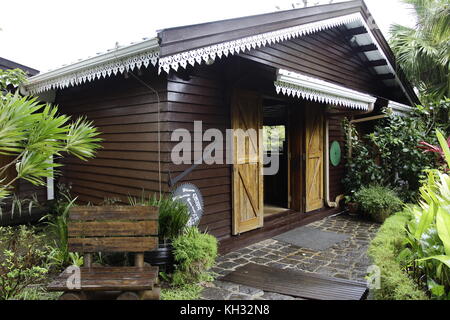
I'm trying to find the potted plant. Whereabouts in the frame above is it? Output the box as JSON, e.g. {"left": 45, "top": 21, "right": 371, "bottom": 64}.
{"left": 344, "top": 195, "right": 359, "bottom": 216}
{"left": 129, "top": 195, "right": 189, "bottom": 273}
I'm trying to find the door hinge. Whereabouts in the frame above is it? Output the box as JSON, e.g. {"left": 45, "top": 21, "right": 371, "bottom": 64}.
{"left": 302, "top": 153, "right": 306, "bottom": 161}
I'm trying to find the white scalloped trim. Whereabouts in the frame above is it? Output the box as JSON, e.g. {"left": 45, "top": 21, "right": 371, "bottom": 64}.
{"left": 158, "top": 12, "right": 361, "bottom": 73}
{"left": 26, "top": 47, "right": 159, "bottom": 94}
{"left": 275, "top": 69, "right": 376, "bottom": 110}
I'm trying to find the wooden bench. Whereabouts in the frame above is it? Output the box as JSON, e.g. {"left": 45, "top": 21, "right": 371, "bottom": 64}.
{"left": 47, "top": 206, "right": 160, "bottom": 300}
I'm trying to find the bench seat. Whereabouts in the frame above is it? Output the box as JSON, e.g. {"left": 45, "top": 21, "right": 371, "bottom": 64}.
{"left": 48, "top": 266, "right": 159, "bottom": 292}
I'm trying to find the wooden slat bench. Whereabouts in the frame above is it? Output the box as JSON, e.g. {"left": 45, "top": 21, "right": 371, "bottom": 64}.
{"left": 47, "top": 206, "right": 159, "bottom": 300}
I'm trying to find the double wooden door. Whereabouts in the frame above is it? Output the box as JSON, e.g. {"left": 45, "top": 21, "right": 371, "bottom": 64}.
{"left": 231, "top": 92, "right": 325, "bottom": 235}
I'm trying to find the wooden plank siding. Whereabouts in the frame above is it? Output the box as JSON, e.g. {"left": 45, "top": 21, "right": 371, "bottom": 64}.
{"left": 55, "top": 65, "right": 233, "bottom": 240}
{"left": 56, "top": 68, "right": 170, "bottom": 205}
{"left": 165, "top": 65, "right": 232, "bottom": 240}
{"left": 240, "top": 27, "right": 394, "bottom": 100}
{"left": 328, "top": 115, "right": 346, "bottom": 201}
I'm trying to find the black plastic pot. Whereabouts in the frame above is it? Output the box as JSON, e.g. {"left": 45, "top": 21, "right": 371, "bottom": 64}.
{"left": 144, "top": 241, "right": 175, "bottom": 274}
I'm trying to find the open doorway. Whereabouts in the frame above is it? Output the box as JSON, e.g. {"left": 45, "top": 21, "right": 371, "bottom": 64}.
{"left": 263, "top": 100, "right": 289, "bottom": 217}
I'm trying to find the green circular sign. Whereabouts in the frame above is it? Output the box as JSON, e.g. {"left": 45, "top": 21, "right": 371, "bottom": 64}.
{"left": 330, "top": 141, "right": 341, "bottom": 167}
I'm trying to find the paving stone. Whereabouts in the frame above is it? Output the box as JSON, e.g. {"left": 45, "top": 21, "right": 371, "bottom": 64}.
{"left": 239, "top": 285, "right": 264, "bottom": 296}
{"left": 250, "top": 257, "right": 271, "bottom": 264}
{"left": 228, "top": 294, "right": 252, "bottom": 300}
{"left": 213, "top": 280, "right": 239, "bottom": 292}
{"left": 219, "top": 261, "right": 240, "bottom": 270}
{"left": 225, "top": 252, "right": 244, "bottom": 259}
{"left": 266, "top": 262, "right": 289, "bottom": 269}
{"left": 265, "top": 254, "right": 282, "bottom": 260}
{"left": 201, "top": 287, "right": 231, "bottom": 300}
{"left": 201, "top": 214, "right": 379, "bottom": 300}
{"left": 233, "top": 258, "right": 250, "bottom": 265}
{"left": 236, "top": 248, "right": 253, "bottom": 255}
{"left": 249, "top": 250, "right": 268, "bottom": 257}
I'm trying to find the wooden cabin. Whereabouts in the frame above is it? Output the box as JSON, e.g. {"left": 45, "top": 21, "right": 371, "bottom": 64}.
{"left": 23, "top": 0, "right": 418, "bottom": 251}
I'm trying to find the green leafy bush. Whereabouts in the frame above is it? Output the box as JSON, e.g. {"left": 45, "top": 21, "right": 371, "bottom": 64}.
{"left": 399, "top": 130, "right": 450, "bottom": 299}
{"left": 354, "top": 186, "right": 403, "bottom": 223}
{"left": 171, "top": 227, "right": 218, "bottom": 286}
{"left": 370, "top": 130, "right": 450, "bottom": 300}
{"left": 42, "top": 184, "right": 83, "bottom": 270}
{"left": 129, "top": 194, "right": 190, "bottom": 242}
{"left": 368, "top": 209, "right": 428, "bottom": 300}
{"left": 343, "top": 109, "right": 438, "bottom": 203}
{"left": 0, "top": 225, "right": 49, "bottom": 300}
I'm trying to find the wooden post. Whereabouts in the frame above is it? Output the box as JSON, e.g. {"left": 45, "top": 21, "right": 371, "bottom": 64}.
{"left": 84, "top": 253, "right": 92, "bottom": 268}
{"left": 134, "top": 253, "right": 144, "bottom": 268}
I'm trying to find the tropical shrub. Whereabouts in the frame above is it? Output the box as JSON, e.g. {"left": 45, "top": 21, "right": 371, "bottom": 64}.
{"left": 399, "top": 130, "right": 450, "bottom": 299}
{"left": 368, "top": 209, "right": 428, "bottom": 300}
{"left": 353, "top": 186, "right": 403, "bottom": 223}
{"left": 42, "top": 184, "right": 83, "bottom": 270}
{"left": 171, "top": 227, "right": 218, "bottom": 286}
{"left": 129, "top": 193, "right": 190, "bottom": 242}
{"left": 0, "top": 225, "right": 49, "bottom": 300}
{"left": 0, "top": 92, "right": 102, "bottom": 200}
{"left": 343, "top": 110, "right": 437, "bottom": 202}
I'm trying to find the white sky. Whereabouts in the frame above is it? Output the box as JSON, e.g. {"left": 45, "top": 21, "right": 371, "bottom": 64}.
{"left": 0, "top": 0, "right": 416, "bottom": 73}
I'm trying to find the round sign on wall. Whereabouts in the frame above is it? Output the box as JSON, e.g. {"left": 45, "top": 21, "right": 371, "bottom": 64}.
{"left": 330, "top": 141, "right": 342, "bottom": 167}
{"left": 172, "top": 183, "right": 204, "bottom": 227}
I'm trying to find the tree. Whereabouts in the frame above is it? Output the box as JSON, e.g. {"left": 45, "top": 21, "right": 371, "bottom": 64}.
{"left": 0, "top": 69, "right": 101, "bottom": 200}
{"left": 389, "top": 0, "right": 449, "bottom": 101}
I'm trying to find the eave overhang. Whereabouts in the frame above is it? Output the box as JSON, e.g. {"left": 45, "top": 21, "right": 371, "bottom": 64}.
{"left": 275, "top": 69, "right": 376, "bottom": 110}
{"left": 23, "top": 38, "right": 159, "bottom": 94}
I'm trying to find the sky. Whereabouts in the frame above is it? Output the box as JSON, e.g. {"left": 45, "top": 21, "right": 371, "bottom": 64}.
{"left": 0, "top": 0, "right": 417, "bottom": 73}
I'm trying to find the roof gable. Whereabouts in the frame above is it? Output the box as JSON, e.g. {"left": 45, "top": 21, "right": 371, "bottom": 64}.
{"left": 24, "top": 0, "right": 418, "bottom": 106}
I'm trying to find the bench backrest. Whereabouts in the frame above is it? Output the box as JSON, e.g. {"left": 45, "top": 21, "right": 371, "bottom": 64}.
{"left": 68, "top": 206, "right": 158, "bottom": 253}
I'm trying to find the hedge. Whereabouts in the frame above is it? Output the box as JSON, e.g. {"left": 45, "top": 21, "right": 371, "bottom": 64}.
{"left": 368, "top": 210, "right": 428, "bottom": 300}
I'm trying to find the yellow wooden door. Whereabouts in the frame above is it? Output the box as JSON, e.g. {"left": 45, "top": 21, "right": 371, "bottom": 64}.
{"left": 305, "top": 106, "right": 324, "bottom": 212}
{"left": 232, "top": 90, "right": 263, "bottom": 235}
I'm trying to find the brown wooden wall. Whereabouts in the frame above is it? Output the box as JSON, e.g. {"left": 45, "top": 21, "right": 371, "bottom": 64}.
{"left": 56, "top": 69, "right": 169, "bottom": 204}
{"left": 328, "top": 115, "right": 346, "bottom": 200}
{"left": 165, "top": 65, "right": 232, "bottom": 240}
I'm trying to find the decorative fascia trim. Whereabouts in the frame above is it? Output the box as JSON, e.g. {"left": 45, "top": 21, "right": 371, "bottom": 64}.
{"left": 275, "top": 69, "right": 376, "bottom": 110}
{"left": 24, "top": 38, "right": 160, "bottom": 94}
{"left": 388, "top": 100, "right": 413, "bottom": 116}
{"left": 158, "top": 13, "right": 361, "bottom": 74}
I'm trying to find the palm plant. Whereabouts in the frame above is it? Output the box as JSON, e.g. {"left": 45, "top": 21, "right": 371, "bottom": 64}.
{"left": 389, "top": 0, "right": 449, "bottom": 101}
{"left": 0, "top": 92, "right": 102, "bottom": 200}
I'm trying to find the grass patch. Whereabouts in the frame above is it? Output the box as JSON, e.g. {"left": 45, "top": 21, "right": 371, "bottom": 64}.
{"left": 161, "top": 284, "right": 203, "bottom": 300}
{"left": 9, "top": 286, "right": 61, "bottom": 300}
{"left": 368, "top": 210, "right": 428, "bottom": 300}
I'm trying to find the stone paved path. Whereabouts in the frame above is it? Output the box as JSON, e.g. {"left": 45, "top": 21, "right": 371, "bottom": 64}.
{"left": 201, "top": 213, "right": 379, "bottom": 300}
